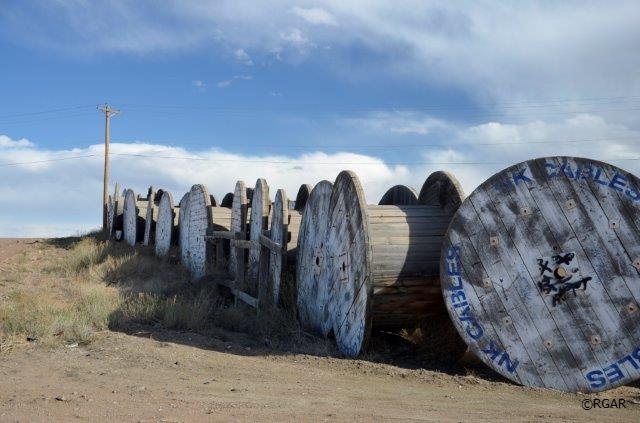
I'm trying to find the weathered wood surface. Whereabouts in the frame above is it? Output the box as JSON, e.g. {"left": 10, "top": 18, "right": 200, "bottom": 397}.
{"left": 123, "top": 189, "right": 147, "bottom": 246}
{"left": 294, "top": 184, "right": 312, "bottom": 211}
{"left": 325, "top": 171, "right": 466, "bottom": 359}
{"left": 209, "top": 205, "right": 232, "bottom": 272}
{"left": 178, "top": 192, "right": 191, "bottom": 268}
{"left": 287, "top": 210, "right": 303, "bottom": 263}
{"left": 155, "top": 190, "right": 178, "bottom": 257}
{"left": 441, "top": 156, "right": 640, "bottom": 393}
{"left": 247, "top": 179, "right": 270, "bottom": 294}
{"left": 326, "top": 171, "right": 371, "bottom": 357}
{"left": 296, "top": 180, "right": 334, "bottom": 336}
{"left": 229, "top": 181, "right": 248, "bottom": 278}
{"left": 182, "top": 185, "right": 213, "bottom": 278}
{"left": 419, "top": 171, "right": 465, "bottom": 212}
{"left": 143, "top": 187, "right": 157, "bottom": 246}
{"left": 268, "top": 189, "right": 288, "bottom": 306}
{"left": 221, "top": 192, "right": 234, "bottom": 209}
{"left": 110, "top": 183, "right": 124, "bottom": 239}
{"left": 107, "top": 194, "right": 115, "bottom": 236}
{"left": 378, "top": 185, "right": 418, "bottom": 206}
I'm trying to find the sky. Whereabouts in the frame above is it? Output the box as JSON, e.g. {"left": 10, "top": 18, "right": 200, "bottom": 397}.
{"left": 1, "top": 1, "right": 639, "bottom": 237}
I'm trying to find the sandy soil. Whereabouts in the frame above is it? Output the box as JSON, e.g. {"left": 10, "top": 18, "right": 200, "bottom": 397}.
{"left": 1, "top": 239, "right": 639, "bottom": 422}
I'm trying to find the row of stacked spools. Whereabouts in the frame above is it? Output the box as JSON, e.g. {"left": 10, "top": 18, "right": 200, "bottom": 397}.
{"left": 108, "top": 156, "right": 640, "bottom": 393}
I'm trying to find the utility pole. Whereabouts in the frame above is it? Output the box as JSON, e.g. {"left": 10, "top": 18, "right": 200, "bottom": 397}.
{"left": 98, "top": 103, "right": 120, "bottom": 235}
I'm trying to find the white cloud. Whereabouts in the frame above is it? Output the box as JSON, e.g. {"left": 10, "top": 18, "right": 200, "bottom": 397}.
{"left": 234, "top": 48, "right": 254, "bottom": 66}
{"left": 192, "top": 79, "right": 207, "bottom": 91}
{"left": 3, "top": 1, "right": 638, "bottom": 110}
{"left": 216, "top": 74, "right": 252, "bottom": 88}
{"left": 290, "top": 7, "right": 337, "bottom": 26}
{"left": 0, "top": 135, "right": 34, "bottom": 148}
{"left": 280, "top": 28, "right": 309, "bottom": 48}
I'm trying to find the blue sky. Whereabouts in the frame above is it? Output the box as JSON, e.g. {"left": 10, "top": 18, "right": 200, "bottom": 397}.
{"left": 1, "top": 1, "right": 639, "bottom": 236}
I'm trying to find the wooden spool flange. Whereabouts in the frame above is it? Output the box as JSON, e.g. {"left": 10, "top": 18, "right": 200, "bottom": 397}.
{"left": 110, "top": 183, "right": 124, "bottom": 239}
{"left": 441, "top": 156, "right": 640, "bottom": 392}
{"left": 294, "top": 184, "right": 312, "bottom": 211}
{"left": 419, "top": 170, "right": 464, "bottom": 213}
{"left": 268, "top": 189, "right": 288, "bottom": 305}
{"left": 326, "top": 171, "right": 462, "bottom": 357}
{"left": 155, "top": 190, "right": 178, "bottom": 257}
{"left": 143, "top": 186, "right": 157, "bottom": 246}
{"left": 378, "top": 185, "right": 419, "bottom": 205}
{"left": 183, "top": 184, "right": 230, "bottom": 278}
{"left": 229, "top": 181, "right": 248, "bottom": 278}
{"left": 296, "top": 180, "right": 334, "bottom": 336}
{"left": 178, "top": 192, "right": 191, "bottom": 267}
{"left": 123, "top": 189, "right": 147, "bottom": 246}
{"left": 221, "top": 192, "right": 234, "bottom": 209}
{"left": 247, "top": 179, "right": 271, "bottom": 293}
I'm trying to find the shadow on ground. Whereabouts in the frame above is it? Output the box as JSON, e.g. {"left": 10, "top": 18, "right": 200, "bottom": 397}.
{"left": 45, "top": 234, "right": 510, "bottom": 385}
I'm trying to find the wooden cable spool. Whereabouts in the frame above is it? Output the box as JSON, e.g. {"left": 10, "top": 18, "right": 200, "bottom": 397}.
{"left": 228, "top": 181, "right": 248, "bottom": 278}
{"left": 182, "top": 184, "right": 230, "bottom": 278}
{"left": 178, "top": 192, "right": 191, "bottom": 267}
{"left": 296, "top": 180, "right": 334, "bottom": 335}
{"left": 247, "top": 179, "right": 271, "bottom": 294}
{"left": 378, "top": 185, "right": 419, "bottom": 205}
{"left": 267, "top": 189, "right": 288, "bottom": 304}
{"left": 419, "top": 171, "right": 464, "bottom": 213}
{"left": 441, "top": 156, "right": 640, "bottom": 393}
{"left": 110, "top": 183, "right": 124, "bottom": 239}
{"left": 143, "top": 186, "right": 158, "bottom": 246}
{"left": 294, "top": 184, "right": 312, "bottom": 211}
{"left": 221, "top": 192, "right": 234, "bottom": 208}
{"left": 123, "top": 188, "right": 148, "bottom": 246}
{"left": 325, "top": 171, "right": 466, "bottom": 358}
{"left": 155, "top": 190, "right": 179, "bottom": 258}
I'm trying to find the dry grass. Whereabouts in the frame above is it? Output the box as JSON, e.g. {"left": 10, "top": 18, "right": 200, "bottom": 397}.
{"left": 1, "top": 234, "right": 334, "bottom": 356}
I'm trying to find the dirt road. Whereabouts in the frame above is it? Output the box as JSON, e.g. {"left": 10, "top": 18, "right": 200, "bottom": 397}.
{"left": 1, "top": 238, "right": 639, "bottom": 422}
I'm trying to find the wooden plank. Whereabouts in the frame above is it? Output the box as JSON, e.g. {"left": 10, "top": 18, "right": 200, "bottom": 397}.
{"left": 205, "top": 231, "right": 235, "bottom": 240}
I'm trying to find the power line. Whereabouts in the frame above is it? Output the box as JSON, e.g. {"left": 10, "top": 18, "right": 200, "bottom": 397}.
{"left": 4, "top": 151, "right": 640, "bottom": 168}
{"left": 0, "top": 154, "right": 99, "bottom": 167}
{"left": 110, "top": 136, "right": 639, "bottom": 150}
{"left": 0, "top": 104, "right": 95, "bottom": 120}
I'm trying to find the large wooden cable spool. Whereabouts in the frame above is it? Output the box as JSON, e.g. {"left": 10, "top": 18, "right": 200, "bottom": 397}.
{"left": 155, "top": 190, "right": 178, "bottom": 257}
{"left": 378, "top": 185, "right": 419, "bottom": 205}
{"left": 419, "top": 170, "right": 464, "bottom": 213}
{"left": 326, "top": 171, "right": 463, "bottom": 357}
{"left": 183, "top": 184, "right": 230, "bottom": 278}
{"left": 247, "top": 179, "right": 271, "bottom": 293}
{"left": 441, "top": 156, "right": 640, "bottom": 392}
{"left": 143, "top": 187, "right": 158, "bottom": 246}
{"left": 178, "top": 192, "right": 191, "bottom": 268}
{"left": 111, "top": 183, "right": 124, "bottom": 239}
{"left": 123, "top": 189, "right": 148, "bottom": 246}
{"left": 228, "top": 181, "right": 248, "bottom": 278}
{"left": 294, "top": 184, "right": 312, "bottom": 211}
{"left": 268, "top": 189, "right": 288, "bottom": 305}
{"left": 221, "top": 192, "right": 234, "bottom": 209}
{"left": 107, "top": 194, "right": 115, "bottom": 236}
{"left": 296, "top": 180, "right": 334, "bottom": 336}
